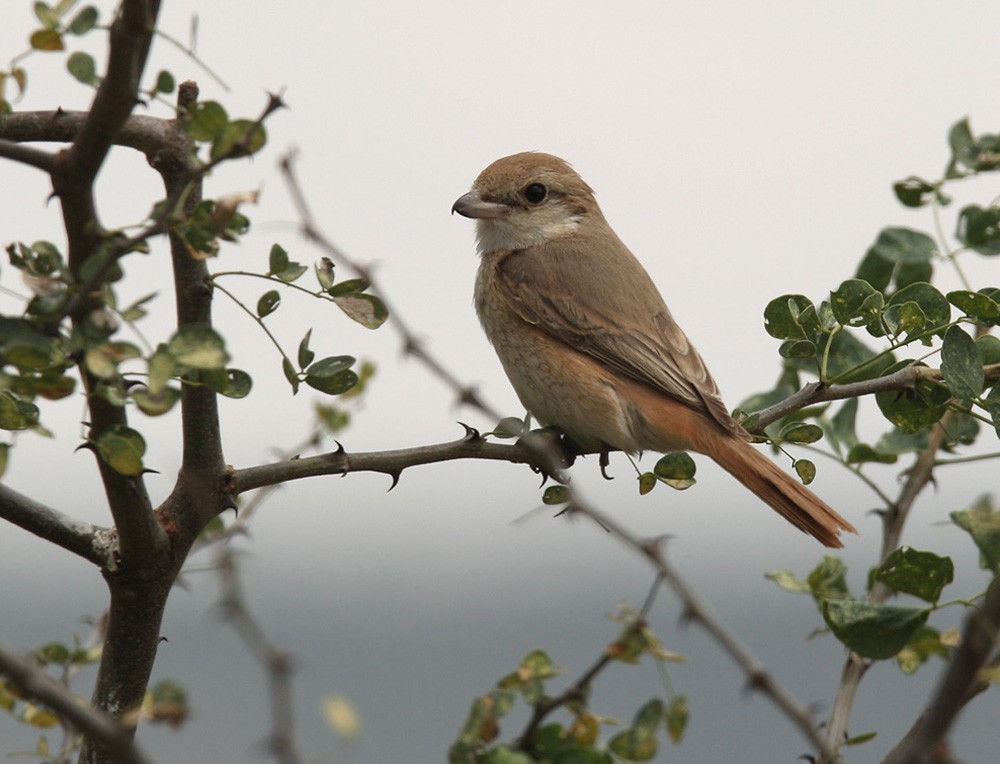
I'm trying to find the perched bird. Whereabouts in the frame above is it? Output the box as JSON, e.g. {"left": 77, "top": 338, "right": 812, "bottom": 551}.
{"left": 452, "top": 152, "right": 856, "bottom": 547}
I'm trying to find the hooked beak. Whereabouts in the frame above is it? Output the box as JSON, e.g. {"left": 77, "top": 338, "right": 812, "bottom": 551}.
{"left": 451, "top": 190, "right": 509, "bottom": 219}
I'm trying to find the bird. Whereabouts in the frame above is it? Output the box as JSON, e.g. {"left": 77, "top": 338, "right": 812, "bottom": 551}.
{"left": 452, "top": 151, "right": 856, "bottom": 547}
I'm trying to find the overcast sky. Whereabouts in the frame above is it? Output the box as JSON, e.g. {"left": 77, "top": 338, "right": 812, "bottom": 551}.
{"left": 2, "top": 2, "right": 1000, "bottom": 762}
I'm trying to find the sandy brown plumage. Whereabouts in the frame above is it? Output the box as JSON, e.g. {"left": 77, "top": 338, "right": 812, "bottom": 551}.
{"left": 454, "top": 152, "right": 856, "bottom": 547}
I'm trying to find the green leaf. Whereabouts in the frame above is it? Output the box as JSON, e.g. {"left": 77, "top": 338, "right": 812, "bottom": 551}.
{"left": 276, "top": 263, "right": 308, "bottom": 283}
{"left": 638, "top": 471, "right": 657, "bottom": 495}
{"left": 153, "top": 69, "right": 175, "bottom": 94}
{"left": 870, "top": 227, "right": 937, "bottom": 265}
{"left": 765, "top": 569, "right": 812, "bottom": 594}
{"left": 830, "top": 279, "right": 883, "bottom": 327}
{"left": 315, "top": 258, "right": 336, "bottom": 290}
{"left": 131, "top": 386, "right": 181, "bottom": 416}
{"left": 333, "top": 293, "right": 389, "bottom": 329}
{"left": 297, "top": 329, "right": 315, "bottom": 369}
{"left": 327, "top": 278, "right": 371, "bottom": 297}
{"left": 875, "top": 362, "right": 950, "bottom": 433}
{"left": 186, "top": 101, "right": 229, "bottom": 142}
{"left": 167, "top": 324, "right": 229, "bottom": 370}
{"left": 653, "top": 451, "right": 696, "bottom": 490}
{"left": 947, "top": 289, "right": 1000, "bottom": 323}
{"left": 886, "top": 282, "right": 950, "bottom": 336}
{"left": 763, "top": 295, "right": 819, "bottom": 340}
{"left": 844, "top": 731, "right": 879, "bottom": 747}
{"left": 95, "top": 425, "right": 146, "bottom": 476}
{"left": 976, "top": 334, "right": 1000, "bottom": 365}
{"left": 845, "top": 443, "right": 898, "bottom": 465}
{"left": 492, "top": 417, "right": 526, "bottom": 438}
{"left": 269, "top": 243, "right": 289, "bottom": 274}
{"left": 256, "top": 289, "right": 281, "bottom": 318}
{"left": 808, "top": 555, "right": 851, "bottom": 604}
{"left": 542, "top": 485, "right": 568, "bottom": 505}
{"left": 778, "top": 422, "right": 823, "bottom": 445}
{"left": 282, "top": 356, "right": 300, "bottom": 394}
{"left": 304, "top": 355, "right": 358, "bottom": 395}
{"left": 0, "top": 392, "right": 39, "bottom": 431}
{"left": 778, "top": 339, "right": 817, "bottom": 359}
{"left": 873, "top": 547, "right": 954, "bottom": 603}
{"left": 4, "top": 335, "right": 58, "bottom": 371}
{"left": 893, "top": 176, "right": 938, "bottom": 208}
{"left": 211, "top": 119, "right": 267, "bottom": 161}
{"left": 941, "top": 324, "right": 983, "bottom": 400}
{"left": 607, "top": 727, "right": 658, "bottom": 762}
{"left": 67, "top": 5, "right": 99, "bottom": 34}
{"left": 29, "top": 28, "right": 64, "bottom": 51}
{"left": 665, "top": 695, "right": 688, "bottom": 743}
{"left": 951, "top": 497, "right": 1000, "bottom": 572}
{"left": 84, "top": 341, "right": 140, "bottom": 379}
{"left": 215, "top": 369, "right": 252, "bottom": 399}
{"left": 794, "top": 458, "right": 816, "bottom": 485}
{"left": 822, "top": 600, "right": 930, "bottom": 660}
{"left": 631, "top": 698, "right": 664, "bottom": 737}
{"left": 66, "top": 51, "right": 97, "bottom": 84}
{"left": 956, "top": 204, "right": 1000, "bottom": 256}
{"left": 896, "top": 626, "right": 951, "bottom": 675}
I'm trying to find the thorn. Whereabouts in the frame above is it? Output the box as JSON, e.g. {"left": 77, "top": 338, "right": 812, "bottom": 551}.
{"left": 387, "top": 471, "right": 401, "bottom": 491}
{"left": 333, "top": 440, "right": 345, "bottom": 454}
{"left": 536, "top": 470, "right": 550, "bottom": 488}
{"left": 74, "top": 441, "right": 96, "bottom": 454}
{"left": 457, "top": 421, "right": 481, "bottom": 441}
{"left": 139, "top": 468, "right": 161, "bottom": 475}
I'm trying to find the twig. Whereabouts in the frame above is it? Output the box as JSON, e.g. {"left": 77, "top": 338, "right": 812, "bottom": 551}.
{"left": 0, "top": 642, "right": 150, "bottom": 764}
{"left": 217, "top": 548, "right": 301, "bottom": 764}
{"left": 515, "top": 572, "right": 666, "bottom": 749}
{"left": 882, "top": 573, "right": 1000, "bottom": 763}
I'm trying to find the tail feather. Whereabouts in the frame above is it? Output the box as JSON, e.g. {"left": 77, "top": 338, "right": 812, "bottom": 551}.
{"left": 710, "top": 436, "right": 856, "bottom": 548}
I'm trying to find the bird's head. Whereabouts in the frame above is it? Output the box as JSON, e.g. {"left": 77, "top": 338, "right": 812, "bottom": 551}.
{"left": 452, "top": 152, "right": 598, "bottom": 254}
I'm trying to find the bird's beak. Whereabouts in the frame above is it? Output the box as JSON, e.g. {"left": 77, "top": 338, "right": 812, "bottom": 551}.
{"left": 451, "top": 190, "right": 509, "bottom": 219}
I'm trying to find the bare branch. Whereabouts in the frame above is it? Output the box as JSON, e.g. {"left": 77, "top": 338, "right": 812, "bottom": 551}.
{"left": 0, "top": 642, "right": 151, "bottom": 764}
{"left": 218, "top": 549, "right": 301, "bottom": 764}
{"left": 0, "top": 484, "right": 109, "bottom": 567}
{"left": 0, "top": 137, "right": 58, "bottom": 172}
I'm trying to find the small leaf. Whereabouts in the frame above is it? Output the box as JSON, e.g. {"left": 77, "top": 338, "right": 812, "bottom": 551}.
{"left": 167, "top": 324, "right": 229, "bottom": 370}
{"left": 886, "top": 283, "right": 951, "bottom": 336}
{"left": 211, "top": 119, "right": 267, "bottom": 161}
{"left": 893, "top": 176, "right": 938, "bottom": 208}
{"left": 67, "top": 5, "right": 99, "bottom": 34}
{"left": 327, "top": 278, "right": 371, "bottom": 297}
{"left": 764, "top": 569, "right": 812, "bottom": 594}
{"left": 268, "top": 243, "right": 289, "bottom": 274}
{"left": 896, "top": 626, "right": 950, "bottom": 675}
{"left": 947, "top": 290, "right": 1000, "bottom": 323}
{"left": 808, "top": 555, "right": 851, "bottom": 603}
{"left": 66, "top": 51, "right": 97, "bottom": 84}
{"left": 870, "top": 227, "right": 937, "bottom": 264}
{"left": 256, "top": 289, "right": 281, "bottom": 317}
{"left": 153, "top": 69, "right": 175, "bottom": 94}
{"left": 297, "top": 329, "right": 315, "bottom": 369}
{"left": 822, "top": 600, "right": 930, "bottom": 660}
{"left": 492, "top": 417, "right": 526, "bottom": 438}
{"left": 29, "top": 28, "right": 64, "bottom": 51}
{"left": 941, "top": 324, "right": 984, "bottom": 400}
{"left": 956, "top": 204, "right": 1000, "bottom": 256}
{"left": 844, "top": 731, "right": 878, "bottom": 747}
{"left": 542, "top": 485, "right": 568, "bottom": 505}
{"left": 653, "top": 451, "right": 696, "bottom": 491}
{"left": 951, "top": 497, "right": 1000, "bottom": 572}
{"left": 185, "top": 100, "right": 228, "bottom": 142}
{"left": 873, "top": 547, "right": 954, "bottom": 603}
{"left": 794, "top": 459, "right": 816, "bottom": 485}
{"left": 282, "top": 357, "right": 300, "bottom": 394}
{"left": 131, "top": 386, "right": 181, "bottom": 416}
{"left": 95, "top": 425, "right": 146, "bottom": 476}
{"left": 763, "top": 295, "right": 819, "bottom": 340}
{"left": 665, "top": 695, "right": 688, "bottom": 743}
{"left": 638, "top": 471, "right": 657, "bottom": 495}
{"left": 333, "top": 293, "right": 389, "bottom": 329}
{"left": 304, "top": 355, "right": 358, "bottom": 395}
{"left": 778, "top": 422, "right": 823, "bottom": 445}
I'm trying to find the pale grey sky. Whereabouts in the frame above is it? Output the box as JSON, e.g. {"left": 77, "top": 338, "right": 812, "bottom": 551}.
{"left": 1, "top": 2, "right": 999, "bottom": 761}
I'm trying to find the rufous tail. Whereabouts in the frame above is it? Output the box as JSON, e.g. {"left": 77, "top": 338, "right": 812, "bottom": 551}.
{"left": 709, "top": 435, "right": 856, "bottom": 548}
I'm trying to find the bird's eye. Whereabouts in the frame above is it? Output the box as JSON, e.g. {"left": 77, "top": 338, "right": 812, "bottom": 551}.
{"left": 523, "top": 183, "right": 547, "bottom": 204}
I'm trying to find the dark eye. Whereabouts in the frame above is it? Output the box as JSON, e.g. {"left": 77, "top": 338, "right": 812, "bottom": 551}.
{"left": 523, "top": 183, "right": 547, "bottom": 204}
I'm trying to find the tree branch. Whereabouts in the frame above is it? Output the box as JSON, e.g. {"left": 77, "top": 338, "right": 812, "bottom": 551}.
{"left": 0, "top": 642, "right": 151, "bottom": 764}
{"left": 0, "top": 484, "right": 110, "bottom": 567}
{"left": 232, "top": 427, "right": 545, "bottom": 495}
{"left": 0, "top": 137, "right": 58, "bottom": 172}
{"left": 752, "top": 363, "right": 1000, "bottom": 432}
{"left": 883, "top": 573, "right": 1000, "bottom": 763}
